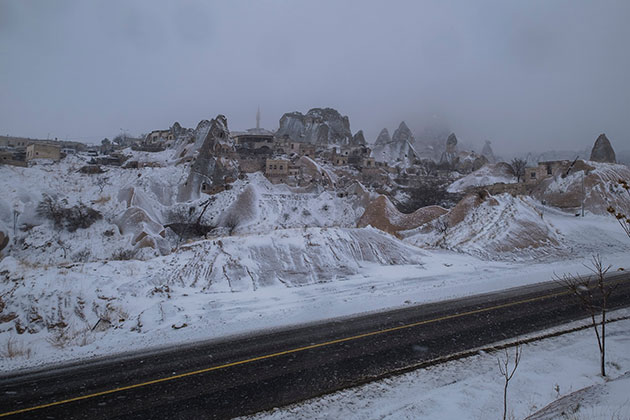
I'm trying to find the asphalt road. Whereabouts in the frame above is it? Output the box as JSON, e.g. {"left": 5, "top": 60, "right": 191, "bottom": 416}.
{"left": 1, "top": 271, "right": 630, "bottom": 419}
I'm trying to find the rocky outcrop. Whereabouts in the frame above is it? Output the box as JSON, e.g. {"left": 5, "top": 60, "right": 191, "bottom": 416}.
{"left": 115, "top": 207, "right": 167, "bottom": 250}
{"left": 374, "top": 128, "right": 391, "bottom": 145}
{"left": 439, "top": 133, "right": 459, "bottom": 166}
{"left": 481, "top": 140, "right": 496, "bottom": 163}
{"left": 116, "top": 187, "right": 169, "bottom": 253}
{"left": 531, "top": 161, "right": 630, "bottom": 214}
{"left": 352, "top": 130, "right": 366, "bottom": 145}
{"left": 358, "top": 195, "right": 447, "bottom": 235}
{"left": 393, "top": 121, "right": 415, "bottom": 145}
{"left": 177, "top": 115, "right": 238, "bottom": 202}
{"left": 275, "top": 108, "right": 355, "bottom": 145}
{"left": 372, "top": 122, "right": 418, "bottom": 166}
{"left": 590, "top": 133, "right": 616, "bottom": 163}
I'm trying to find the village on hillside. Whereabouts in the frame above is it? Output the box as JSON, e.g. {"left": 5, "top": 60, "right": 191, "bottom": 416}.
{"left": 1, "top": 107, "right": 623, "bottom": 224}
{"left": 3, "top": 0, "right": 630, "bottom": 417}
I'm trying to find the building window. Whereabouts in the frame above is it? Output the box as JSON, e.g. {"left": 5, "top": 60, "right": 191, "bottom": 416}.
{"left": 530, "top": 172, "right": 536, "bottom": 179}
{"left": 546, "top": 166, "right": 552, "bottom": 175}
{"left": 279, "top": 165, "right": 283, "bottom": 170}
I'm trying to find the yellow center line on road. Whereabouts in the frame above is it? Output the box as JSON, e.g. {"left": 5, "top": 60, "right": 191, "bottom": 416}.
{"left": 1, "top": 279, "right": 625, "bottom": 418}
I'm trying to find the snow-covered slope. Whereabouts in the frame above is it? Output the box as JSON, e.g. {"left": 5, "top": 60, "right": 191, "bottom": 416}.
{"left": 447, "top": 163, "right": 516, "bottom": 193}
{"left": 533, "top": 161, "right": 630, "bottom": 214}
{"left": 405, "top": 193, "right": 629, "bottom": 261}
{"left": 164, "top": 227, "right": 425, "bottom": 291}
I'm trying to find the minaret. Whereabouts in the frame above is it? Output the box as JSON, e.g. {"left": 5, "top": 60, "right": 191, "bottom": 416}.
{"left": 256, "top": 106, "right": 261, "bottom": 130}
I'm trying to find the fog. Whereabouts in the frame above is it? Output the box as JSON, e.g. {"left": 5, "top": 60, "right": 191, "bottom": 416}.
{"left": 1, "top": 0, "right": 629, "bottom": 156}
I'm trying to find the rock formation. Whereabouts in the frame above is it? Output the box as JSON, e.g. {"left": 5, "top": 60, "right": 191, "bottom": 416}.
{"left": 374, "top": 128, "right": 391, "bottom": 145}
{"left": 177, "top": 115, "right": 238, "bottom": 202}
{"left": 392, "top": 121, "right": 415, "bottom": 146}
{"left": 481, "top": 140, "right": 496, "bottom": 163}
{"left": 275, "top": 108, "right": 355, "bottom": 145}
{"left": 372, "top": 122, "right": 418, "bottom": 166}
{"left": 358, "top": 195, "right": 447, "bottom": 235}
{"left": 439, "top": 133, "right": 459, "bottom": 166}
{"left": 590, "top": 133, "right": 616, "bottom": 163}
{"left": 352, "top": 130, "right": 366, "bottom": 145}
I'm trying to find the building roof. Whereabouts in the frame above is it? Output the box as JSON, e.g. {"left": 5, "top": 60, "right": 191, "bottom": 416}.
{"left": 231, "top": 128, "right": 275, "bottom": 137}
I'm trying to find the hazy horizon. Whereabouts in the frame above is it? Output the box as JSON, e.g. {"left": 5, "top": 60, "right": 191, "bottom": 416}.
{"left": 1, "top": 0, "right": 629, "bottom": 157}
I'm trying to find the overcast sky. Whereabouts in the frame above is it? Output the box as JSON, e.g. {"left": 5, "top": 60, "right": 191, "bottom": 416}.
{"left": 1, "top": 0, "right": 628, "bottom": 156}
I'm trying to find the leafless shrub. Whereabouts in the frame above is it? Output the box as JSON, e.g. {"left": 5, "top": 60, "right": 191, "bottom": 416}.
{"left": 111, "top": 248, "right": 138, "bottom": 261}
{"left": 72, "top": 249, "right": 91, "bottom": 263}
{"left": 436, "top": 218, "right": 449, "bottom": 235}
{"left": 508, "top": 158, "right": 527, "bottom": 183}
{"left": 36, "top": 194, "right": 65, "bottom": 229}
{"left": 46, "top": 325, "right": 93, "bottom": 348}
{"left": 37, "top": 194, "right": 102, "bottom": 232}
{"left": 96, "top": 176, "right": 109, "bottom": 193}
{"left": 555, "top": 254, "right": 617, "bottom": 376}
{"left": 1, "top": 336, "right": 32, "bottom": 359}
{"left": 497, "top": 343, "right": 522, "bottom": 420}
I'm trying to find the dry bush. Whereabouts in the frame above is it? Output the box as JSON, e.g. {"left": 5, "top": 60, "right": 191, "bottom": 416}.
{"left": 1, "top": 336, "right": 32, "bottom": 359}
{"left": 111, "top": 248, "right": 138, "bottom": 261}
{"left": 37, "top": 194, "right": 103, "bottom": 232}
{"left": 46, "top": 325, "right": 93, "bottom": 348}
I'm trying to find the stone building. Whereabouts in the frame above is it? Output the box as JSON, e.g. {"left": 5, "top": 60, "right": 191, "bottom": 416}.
{"left": 26, "top": 143, "right": 61, "bottom": 161}
{"left": 265, "top": 158, "right": 296, "bottom": 184}
{"left": 146, "top": 129, "right": 174, "bottom": 144}
{"left": 525, "top": 160, "right": 593, "bottom": 184}
{"left": 0, "top": 136, "right": 29, "bottom": 149}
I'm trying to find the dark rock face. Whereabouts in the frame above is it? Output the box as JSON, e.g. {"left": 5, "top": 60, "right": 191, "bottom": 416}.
{"left": 374, "top": 128, "right": 391, "bottom": 145}
{"left": 372, "top": 122, "right": 417, "bottom": 166}
{"left": 392, "top": 121, "right": 415, "bottom": 145}
{"left": 276, "top": 108, "right": 355, "bottom": 145}
{"left": 590, "top": 133, "right": 616, "bottom": 163}
{"left": 171, "top": 122, "right": 187, "bottom": 138}
{"left": 178, "top": 115, "right": 237, "bottom": 202}
{"left": 352, "top": 130, "right": 366, "bottom": 145}
{"left": 440, "top": 133, "right": 459, "bottom": 165}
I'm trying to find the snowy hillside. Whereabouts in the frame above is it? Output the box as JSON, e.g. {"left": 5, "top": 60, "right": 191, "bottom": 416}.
{"left": 405, "top": 193, "right": 629, "bottom": 261}
{"left": 2, "top": 146, "right": 630, "bottom": 373}
{"left": 447, "top": 163, "right": 516, "bottom": 193}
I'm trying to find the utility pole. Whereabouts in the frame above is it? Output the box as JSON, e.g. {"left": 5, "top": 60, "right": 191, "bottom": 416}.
{"left": 581, "top": 171, "right": 585, "bottom": 217}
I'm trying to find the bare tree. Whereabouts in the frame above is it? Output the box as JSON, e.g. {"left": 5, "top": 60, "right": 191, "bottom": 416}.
{"left": 508, "top": 158, "right": 527, "bottom": 183}
{"left": 555, "top": 255, "right": 617, "bottom": 376}
{"left": 96, "top": 176, "right": 109, "bottom": 194}
{"left": 497, "top": 343, "right": 522, "bottom": 420}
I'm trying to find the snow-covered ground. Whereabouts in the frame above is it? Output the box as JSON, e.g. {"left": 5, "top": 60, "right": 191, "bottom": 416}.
{"left": 1, "top": 240, "right": 628, "bottom": 373}
{"left": 1, "top": 154, "right": 629, "bottom": 375}
{"left": 242, "top": 311, "right": 630, "bottom": 420}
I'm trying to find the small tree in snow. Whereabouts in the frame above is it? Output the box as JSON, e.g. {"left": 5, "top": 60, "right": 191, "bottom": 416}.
{"left": 96, "top": 176, "right": 109, "bottom": 194}
{"left": 555, "top": 255, "right": 617, "bottom": 377}
{"left": 508, "top": 158, "right": 527, "bottom": 183}
{"left": 497, "top": 343, "right": 522, "bottom": 420}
